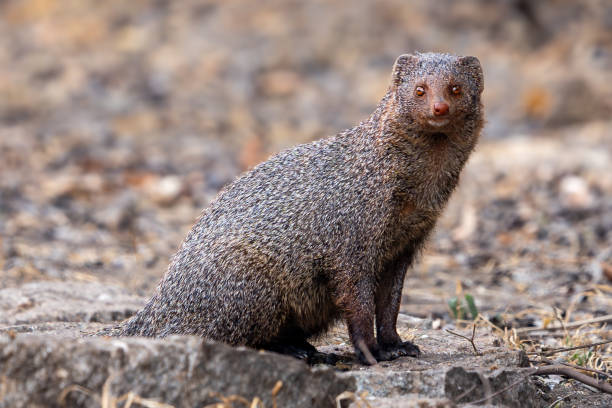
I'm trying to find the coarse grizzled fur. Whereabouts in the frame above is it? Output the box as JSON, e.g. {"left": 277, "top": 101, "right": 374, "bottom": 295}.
{"left": 117, "top": 52, "right": 485, "bottom": 365}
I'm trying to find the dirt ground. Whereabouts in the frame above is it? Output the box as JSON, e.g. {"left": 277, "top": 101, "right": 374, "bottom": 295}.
{"left": 0, "top": 0, "right": 611, "bottom": 406}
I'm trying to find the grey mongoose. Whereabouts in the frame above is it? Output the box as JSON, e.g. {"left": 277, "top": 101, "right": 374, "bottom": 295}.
{"left": 116, "top": 52, "right": 484, "bottom": 365}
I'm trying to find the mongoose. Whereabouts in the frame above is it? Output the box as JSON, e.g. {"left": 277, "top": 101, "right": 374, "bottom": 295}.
{"left": 118, "top": 52, "right": 484, "bottom": 365}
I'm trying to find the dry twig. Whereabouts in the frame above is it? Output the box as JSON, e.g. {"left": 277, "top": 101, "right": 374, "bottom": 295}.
{"left": 445, "top": 324, "right": 481, "bottom": 355}
{"left": 458, "top": 359, "right": 612, "bottom": 405}
{"left": 535, "top": 357, "right": 612, "bottom": 381}
{"left": 532, "top": 364, "right": 612, "bottom": 394}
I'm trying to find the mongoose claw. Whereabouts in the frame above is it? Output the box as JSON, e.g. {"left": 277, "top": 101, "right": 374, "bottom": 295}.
{"left": 376, "top": 341, "right": 421, "bottom": 361}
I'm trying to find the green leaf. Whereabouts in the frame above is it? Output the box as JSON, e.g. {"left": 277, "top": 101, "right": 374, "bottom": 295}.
{"left": 464, "top": 293, "right": 479, "bottom": 320}
{"left": 448, "top": 297, "right": 459, "bottom": 319}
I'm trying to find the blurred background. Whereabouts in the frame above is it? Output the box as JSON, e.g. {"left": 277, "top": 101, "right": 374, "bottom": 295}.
{"left": 1, "top": 0, "right": 611, "bottom": 324}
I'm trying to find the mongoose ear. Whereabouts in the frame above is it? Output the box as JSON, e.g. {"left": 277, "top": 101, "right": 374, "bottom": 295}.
{"left": 391, "top": 54, "right": 418, "bottom": 87}
{"left": 458, "top": 56, "right": 484, "bottom": 94}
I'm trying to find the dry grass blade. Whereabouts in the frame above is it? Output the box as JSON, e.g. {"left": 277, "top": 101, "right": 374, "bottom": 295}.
{"left": 526, "top": 339, "right": 612, "bottom": 356}
{"left": 205, "top": 392, "right": 252, "bottom": 407}
{"left": 271, "top": 380, "right": 282, "bottom": 408}
{"left": 101, "top": 375, "right": 113, "bottom": 408}
{"left": 58, "top": 375, "right": 176, "bottom": 408}
{"left": 516, "top": 314, "right": 612, "bottom": 334}
{"left": 0, "top": 376, "right": 9, "bottom": 401}
{"left": 119, "top": 392, "right": 135, "bottom": 408}
{"left": 335, "top": 391, "right": 372, "bottom": 408}
{"left": 203, "top": 380, "right": 282, "bottom": 408}
{"left": 249, "top": 397, "right": 264, "bottom": 408}
{"left": 58, "top": 384, "right": 99, "bottom": 406}
{"left": 125, "top": 395, "right": 174, "bottom": 408}
{"left": 114, "top": 391, "right": 175, "bottom": 408}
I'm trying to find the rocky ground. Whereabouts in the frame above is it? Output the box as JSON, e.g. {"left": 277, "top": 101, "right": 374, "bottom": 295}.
{"left": 1, "top": 0, "right": 611, "bottom": 407}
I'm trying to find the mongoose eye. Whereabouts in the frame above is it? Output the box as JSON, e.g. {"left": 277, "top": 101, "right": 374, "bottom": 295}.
{"left": 415, "top": 87, "right": 425, "bottom": 97}
{"left": 451, "top": 85, "right": 461, "bottom": 95}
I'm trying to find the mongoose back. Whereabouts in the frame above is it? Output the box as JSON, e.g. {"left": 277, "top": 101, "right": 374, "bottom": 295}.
{"left": 119, "top": 52, "right": 484, "bottom": 364}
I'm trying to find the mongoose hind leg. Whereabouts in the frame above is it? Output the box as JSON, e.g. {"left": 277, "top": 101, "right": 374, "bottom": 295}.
{"left": 262, "top": 336, "right": 338, "bottom": 365}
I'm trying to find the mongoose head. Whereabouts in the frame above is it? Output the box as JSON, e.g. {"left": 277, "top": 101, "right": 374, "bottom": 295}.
{"left": 390, "top": 52, "right": 484, "bottom": 133}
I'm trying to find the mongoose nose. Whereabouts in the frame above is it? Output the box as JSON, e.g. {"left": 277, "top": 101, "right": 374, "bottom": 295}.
{"left": 433, "top": 102, "right": 449, "bottom": 116}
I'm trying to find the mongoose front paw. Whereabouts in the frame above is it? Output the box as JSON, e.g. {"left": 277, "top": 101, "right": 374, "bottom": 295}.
{"left": 376, "top": 341, "right": 421, "bottom": 361}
